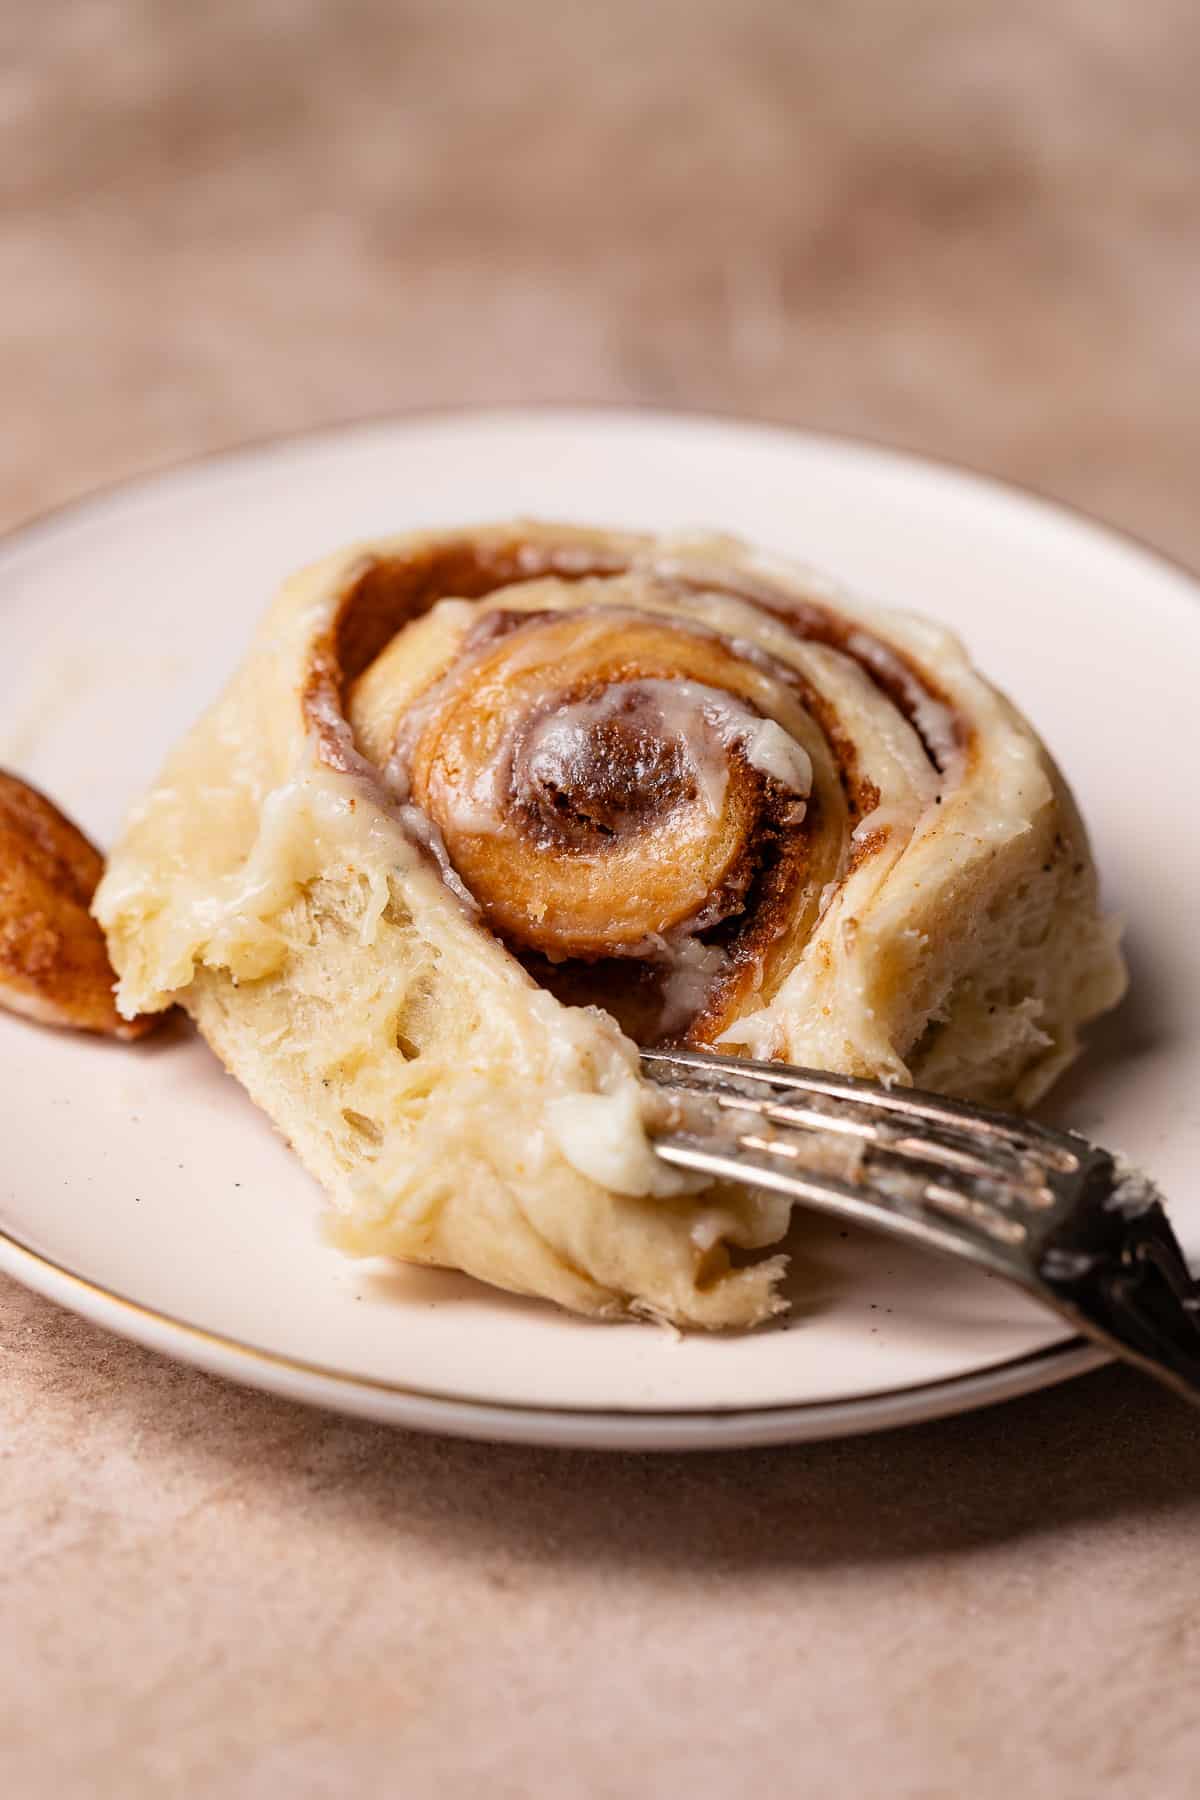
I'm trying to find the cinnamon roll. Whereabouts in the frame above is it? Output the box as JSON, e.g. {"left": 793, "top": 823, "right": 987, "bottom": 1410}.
{"left": 95, "top": 524, "right": 1126, "bottom": 1327}
{"left": 0, "top": 769, "right": 153, "bottom": 1040}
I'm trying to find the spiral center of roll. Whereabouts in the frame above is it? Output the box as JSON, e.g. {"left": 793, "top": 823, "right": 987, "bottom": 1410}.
{"left": 514, "top": 682, "right": 724, "bottom": 847}
{"left": 350, "top": 600, "right": 827, "bottom": 1024}
{"left": 411, "top": 660, "right": 813, "bottom": 960}
{"left": 334, "top": 547, "right": 955, "bottom": 1044}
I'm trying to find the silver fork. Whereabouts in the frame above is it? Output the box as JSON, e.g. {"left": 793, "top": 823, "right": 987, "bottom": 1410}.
{"left": 641, "top": 1046, "right": 1200, "bottom": 1406}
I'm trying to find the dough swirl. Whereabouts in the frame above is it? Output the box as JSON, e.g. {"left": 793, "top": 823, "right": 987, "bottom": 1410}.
{"left": 96, "top": 523, "right": 1125, "bottom": 1326}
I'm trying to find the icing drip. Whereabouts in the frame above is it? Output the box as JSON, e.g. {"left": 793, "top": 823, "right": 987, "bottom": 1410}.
{"left": 652, "top": 937, "right": 731, "bottom": 1037}
{"left": 844, "top": 631, "right": 959, "bottom": 771}
{"left": 457, "top": 676, "right": 812, "bottom": 844}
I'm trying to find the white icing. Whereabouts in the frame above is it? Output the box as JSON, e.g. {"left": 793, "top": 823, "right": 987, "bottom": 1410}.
{"left": 816, "top": 879, "right": 840, "bottom": 920}
{"left": 432, "top": 763, "right": 509, "bottom": 836}
{"left": 690, "top": 1208, "right": 736, "bottom": 1253}
{"left": 844, "top": 630, "right": 959, "bottom": 770}
{"left": 527, "top": 988, "right": 700, "bottom": 1197}
{"left": 396, "top": 804, "right": 481, "bottom": 913}
{"left": 738, "top": 716, "right": 813, "bottom": 794}
{"left": 483, "top": 675, "right": 811, "bottom": 841}
{"left": 851, "top": 804, "right": 907, "bottom": 846}
{"left": 654, "top": 937, "right": 729, "bottom": 1036}
{"left": 104, "top": 757, "right": 403, "bottom": 985}
{"left": 548, "top": 1088, "right": 680, "bottom": 1197}
{"left": 430, "top": 598, "right": 476, "bottom": 627}
{"left": 520, "top": 679, "right": 734, "bottom": 816}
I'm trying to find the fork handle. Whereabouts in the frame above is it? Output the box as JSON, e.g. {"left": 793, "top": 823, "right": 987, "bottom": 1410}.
{"left": 1038, "top": 1158, "right": 1200, "bottom": 1405}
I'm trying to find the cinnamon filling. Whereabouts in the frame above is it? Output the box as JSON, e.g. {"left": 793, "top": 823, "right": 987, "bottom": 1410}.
{"left": 319, "top": 528, "right": 963, "bottom": 1044}
{"left": 512, "top": 693, "right": 699, "bottom": 847}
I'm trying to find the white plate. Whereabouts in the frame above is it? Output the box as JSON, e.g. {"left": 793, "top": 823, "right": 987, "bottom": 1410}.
{"left": 1, "top": 410, "right": 1196, "bottom": 1450}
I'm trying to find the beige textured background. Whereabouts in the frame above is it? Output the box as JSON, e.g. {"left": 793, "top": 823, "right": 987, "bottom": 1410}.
{"left": 3, "top": 4, "right": 1200, "bottom": 1795}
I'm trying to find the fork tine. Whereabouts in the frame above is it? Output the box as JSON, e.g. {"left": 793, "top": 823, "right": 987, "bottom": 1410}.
{"left": 641, "top": 1045, "right": 1083, "bottom": 1171}
{"left": 704, "top": 1086, "right": 1039, "bottom": 1189}
{"left": 643, "top": 1043, "right": 1085, "bottom": 1253}
{"left": 651, "top": 1130, "right": 1016, "bottom": 1273}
